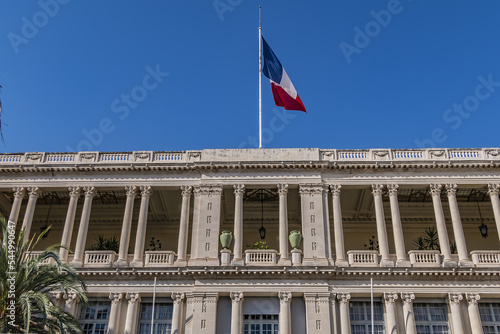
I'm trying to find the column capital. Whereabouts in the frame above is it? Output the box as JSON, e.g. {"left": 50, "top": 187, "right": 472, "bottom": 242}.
{"left": 13, "top": 186, "right": 25, "bottom": 198}
{"left": 383, "top": 293, "right": 398, "bottom": 304}
{"left": 172, "top": 292, "right": 185, "bottom": 305}
{"left": 233, "top": 184, "right": 245, "bottom": 196}
{"left": 387, "top": 184, "right": 399, "bottom": 196}
{"left": 140, "top": 185, "right": 152, "bottom": 197}
{"left": 109, "top": 292, "right": 123, "bottom": 305}
{"left": 181, "top": 185, "right": 193, "bottom": 197}
{"left": 430, "top": 184, "right": 442, "bottom": 196}
{"left": 299, "top": 184, "right": 324, "bottom": 196}
{"left": 465, "top": 293, "right": 481, "bottom": 305}
{"left": 401, "top": 293, "right": 415, "bottom": 304}
{"left": 330, "top": 184, "right": 342, "bottom": 197}
{"left": 27, "top": 186, "right": 40, "bottom": 198}
{"left": 126, "top": 292, "right": 140, "bottom": 305}
{"left": 337, "top": 293, "right": 351, "bottom": 304}
{"left": 445, "top": 184, "right": 458, "bottom": 196}
{"left": 230, "top": 291, "right": 244, "bottom": 303}
{"left": 277, "top": 183, "right": 288, "bottom": 195}
{"left": 371, "top": 184, "right": 384, "bottom": 196}
{"left": 68, "top": 186, "right": 81, "bottom": 198}
{"left": 64, "top": 291, "right": 78, "bottom": 305}
{"left": 278, "top": 291, "right": 292, "bottom": 304}
{"left": 448, "top": 293, "right": 463, "bottom": 305}
{"left": 83, "top": 186, "right": 96, "bottom": 198}
{"left": 488, "top": 183, "right": 500, "bottom": 196}
{"left": 125, "top": 186, "right": 137, "bottom": 197}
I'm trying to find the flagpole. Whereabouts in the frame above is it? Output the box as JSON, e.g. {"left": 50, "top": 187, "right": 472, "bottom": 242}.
{"left": 258, "top": 5, "right": 262, "bottom": 149}
{"left": 371, "top": 277, "right": 374, "bottom": 334}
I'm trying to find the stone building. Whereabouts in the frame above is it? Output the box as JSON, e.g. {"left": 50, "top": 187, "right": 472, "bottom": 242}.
{"left": 3, "top": 147, "right": 500, "bottom": 334}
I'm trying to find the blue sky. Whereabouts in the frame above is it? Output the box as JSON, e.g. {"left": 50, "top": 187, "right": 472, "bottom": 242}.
{"left": 0, "top": 1, "right": 499, "bottom": 153}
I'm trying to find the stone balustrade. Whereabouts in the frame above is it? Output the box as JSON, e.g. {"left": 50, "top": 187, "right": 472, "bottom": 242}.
{"left": 245, "top": 249, "right": 278, "bottom": 266}
{"left": 144, "top": 251, "right": 175, "bottom": 267}
{"left": 25, "top": 251, "right": 51, "bottom": 265}
{"left": 347, "top": 250, "right": 379, "bottom": 267}
{"left": 408, "top": 250, "right": 442, "bottom": 267}
{"left": 84, "top": 251, "right": 116, "bottom": 267}
{"left": 470, "top": 251, "right": 500, "bottom": 267}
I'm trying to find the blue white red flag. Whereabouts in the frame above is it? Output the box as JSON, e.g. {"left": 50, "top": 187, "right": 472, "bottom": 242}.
{"left": 262, "top": 36, "right": 306, "bottom": 113}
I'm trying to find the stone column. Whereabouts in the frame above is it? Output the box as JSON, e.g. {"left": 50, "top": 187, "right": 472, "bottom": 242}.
{"left": 304, "top": 292, "right": 332, "bottom": 333}
{"left": 21, "top": 187, "right": 40, "bottom": 243}
{"left": 372, "top": 184, "right": 393, "bottom": 267}
{"left": 488, "top": 184, "right": 500, "bottom": 241}
{"left": 64, "top": 291, "right": 78, "bottom": 317}
{"left": 330, "top": 293, "right": 338, "bottom": 334}
{"left": 9, "top": 187, "right": 25, "bottom": 230}
{"left": 449, "top": 293, "right": 465, "bottom": 334}
{"left": 70, "top": 186, "right": 95, "bottom": 267}
{"left": 445, "top": 184, "right": 472, "bottom": 266}
{"left": 279, "top": 292, "right": 292, "bottom": 334}
{"left": 337, "top": 293, "right": 351, "bottom": 334}
{"left": 176, "top": 186, "right": 192, "bottom": 266}
{"left": 130, "top": 186, "right": 152, "bottom": 267}
{"left": 59, "top": 187, "right": 80, "bottom": 263}
{"left": 232, "top": 185, "right": 245, "bottom": 266}
{"left": 387, "top": 184, "right": 410, "bottom": 267}
{"left": 115, "top": 186, "right": 137, "bottom": 267}
{"left": 465, "top": 293, "right": 483, "bottom": 334}
{"left": 383, "top": 293, "right": 398, "bottom": 334}
{"left": 124, "top": 292, "right": 140, "bottom": 334}
{"left": 108, "top": 292, "right": 123, "bottom": 334}
{"left": 331, "top": 185, "right": 348, "bottom": 267}
{"left": 430, "top": 184, "right": 455, "bottom": 267}
{"left": 401, "top": 293, "right": 417, "bottom": 334}
{"left": 278, "top": 184, "right": 290, "bottom": 265}
{"left": 323, "top": 186, "right": 334, "bottom": 265}
{"left": 172, "top": 292, "right": 185, "bottom": 334}
{"left": 230, "top": 292, "right": 244, "bottom": 334}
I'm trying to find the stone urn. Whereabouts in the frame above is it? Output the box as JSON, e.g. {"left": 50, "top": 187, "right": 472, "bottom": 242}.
{"left": 288, "top": 230, "right": 302, "bottom": 250}
{"left": 220, "top": 231, "right": 233, "bottom": 249}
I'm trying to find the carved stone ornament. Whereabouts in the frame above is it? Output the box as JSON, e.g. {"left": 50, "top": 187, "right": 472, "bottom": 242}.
{"left": 68, "top": 186, "right": 81, "bottom": 198}
{"left": 181, "top": 185, "right": 193, "bottom": 197}
{"left": 172, "top": 292, "right": 185, "bottom": 305}
{"left": 27, "top": 186, "right": 40, "bottom": 198}
{"left": 448, "top": 293, "right": 463, "bottom": 305}
{"left": 233, "top": 184, "right": 245, "bottom": 196}
{"left": 429, "top": 184, "right": 442, "bottom": 196}
{"left": 79, "top": 153, "right": 96, "bottom": 162}
{"left": 465, "top": 293, "right": 480, "bottom": 305}
{"left": 387, "top": 184, "right": 399, "bottom": 197}
{"left": 445, "top": 184, "right": 458, "bottom": 196}
{"left": 299, "top": 184, "right": 324, "bottom": 196}
{"left": 125, "top": 186, "right": 137, "bottom": 197}
{"left": 486, "top": 149, "right": 500, "bottom": 157}
{"left": 134, "top": 152, "right": 151, "bottom": 160}
{"left": 277, "top": 183, "right": 289, "bottom": 195}
{"left": 400, "top": 293, "right": 415, "bottom": 304}
{"left": 188, "top": 151, "right": 201, "bottom": 158}
{"left": 230, "top": 291, "right": 244, "bottom": 303}
{"left": 13, "top": 187, "right": 25, "bottom": 199}
{"left": 126, "top": 292, "right": 140, "bottom": 305}
{"left": 330, "top": 184, "right": 341, "bottom": 197}
{"left": 371, "top": 184, "right": 384, "bottom": 196}
{"left": 278, "top": 291, "right": 292, "bottom": 304}
{"left": 109, "top": 292, "right": 123, "bottom": 304}
{"left": 83, "top": 186, "right": 96, "bottom": 198}
{"left": 337, "top": 293, "right": 351, "bottom": 304}
{"left": 430, "top": 150, "right": 446, "bottom": 157}
{"left": 488, "top": 184, "right": 500, "bottom": 196}
{"left": 373, "top": 150, "right": 389, "bottom": 157}
{"left": 64, "top": 291, "right": 78, "bottom": 305}
{"left": 25, "top": 153, "right": 43, "bottom": 162}
{"left": 194, "top": 185, "right": 222, "bottom": 197}
{"left": 383, "top": 293, "right": 398, "bottom": 304}
{"left": 140, "top": 185, "right": 153, "bottom": 197}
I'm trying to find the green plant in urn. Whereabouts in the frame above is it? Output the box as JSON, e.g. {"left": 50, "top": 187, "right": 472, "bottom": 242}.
{"left": 288, "top": 230, "right": 302, "bottom": 250}
{"left": 220, "top": 230, "right": 233, "bottom": 249}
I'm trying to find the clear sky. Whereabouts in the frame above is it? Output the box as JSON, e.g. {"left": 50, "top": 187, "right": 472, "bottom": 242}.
{"left": 0, "top": 1, "right": 499, "bottom": 153}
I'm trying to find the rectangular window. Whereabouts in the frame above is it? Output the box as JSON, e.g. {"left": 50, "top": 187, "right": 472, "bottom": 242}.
{"left": 138, "top": 301, "right": 173, "bottom": 334}
{"left": 414, "top": 302, "right": 450, "bottom": 334}
{"left": 79, "top": 301, "right": 111, "bottom": 334}
{"left": 243, "top": 314, "right": 279, "bottom": 334}
{"left": 349, "top": 301, "right": 384, "bottom": 334}
{"left": 480, "top": 303, "right": 500, "bottom": 334}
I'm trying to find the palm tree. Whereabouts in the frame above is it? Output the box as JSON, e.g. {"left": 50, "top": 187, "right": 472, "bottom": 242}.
{"left": 0, "top": 217, "right": 88, "bottom": 333}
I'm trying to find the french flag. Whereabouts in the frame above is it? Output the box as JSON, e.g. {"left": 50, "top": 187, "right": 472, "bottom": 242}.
{"left": 262, "top": 36, "right": 306, "bottom": 113}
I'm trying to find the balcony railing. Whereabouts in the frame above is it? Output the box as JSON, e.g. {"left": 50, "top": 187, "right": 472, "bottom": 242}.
{"left": 145, "top": 251, "right": 175, "bottom": 267}
{"left": 470, "top": 251, "right": 500, "bottom": 267}
{"left": 25, "top": 251, "right": 51, "bottom": 265}
{"left": 408, "top": 250, "right": 442, "bottom": 267}
{"left": 84, "top": 251, "right": 116, "bottom": 267}
{"left": 245, "top": 250, "right": 278, "bottom": 266}
{"left": 347, "top": 250, "right": 379, "bottom": 267}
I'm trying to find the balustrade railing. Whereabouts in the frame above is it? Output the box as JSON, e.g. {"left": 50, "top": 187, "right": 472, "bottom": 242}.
{"left": 144, "top": 251, "right": 175, "bottom": 267}
{"left": 84, "top": 251, "right": 116, "bottom": 267}
{"left": 245, "top": 250, "right": 277, "bottom": 266}
{"left": 25, "top": 251, "right": 51, "bottom": 265}
{"left": 408, "top": 250, "right": 441, "bottom": 267}
{"left": 470, "top": 251, "right": 500, "bottom": 267}
{"left": 347, "top": 250, "right": 379, "bottom": 267}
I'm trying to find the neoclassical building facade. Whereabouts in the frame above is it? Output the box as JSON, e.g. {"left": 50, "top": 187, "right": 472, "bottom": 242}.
{"left": 3, "top": 148, "right": 500, "bottom": 334}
